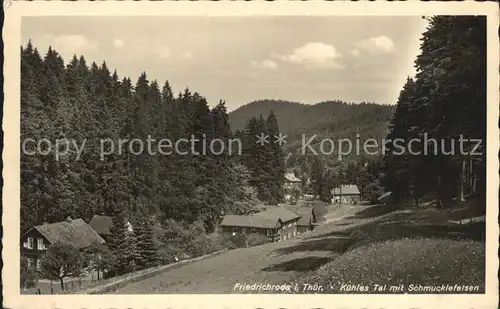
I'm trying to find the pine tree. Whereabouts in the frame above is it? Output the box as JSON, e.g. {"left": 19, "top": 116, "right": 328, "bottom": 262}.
{"left": 134, "top": 217, "right": 159, "bottom": 269}
{"left": 266, "top": 110, "right": 285, "bottom": 204}
{"left": 310, "top": 156, "right": 328, "bottom": 201}
{"left": 382, "top": 16, "right": 486, "bottom": 208}
{"left": 107, "top": 209, "right": 135, "bottom": 275}
{"left": 382, "top": 77, "right": 418, "bottom": 202}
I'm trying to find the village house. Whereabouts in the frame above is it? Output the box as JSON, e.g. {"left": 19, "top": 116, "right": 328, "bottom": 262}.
{"left": 20, "top": 217, "right": 105, "bottom": 271}
{"left": 283, "top": 172, "right": 302, "bottom": 202}
{"left": 220, "top": 206, "right": 301, "bottom": 242}
{"left": 88, "top": 214, "right": 133, "bottom": 242}
{"left": 331, "top": 184, "right": 361, "bottom": 204}
{"left": 287, "top": 206, "right": 317, "bottom": 234}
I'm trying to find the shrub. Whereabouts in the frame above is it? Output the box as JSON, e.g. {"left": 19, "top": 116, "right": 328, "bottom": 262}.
{"left": 227, "top": 233, "right": 268, "bottom": 248}
{"left": 83, "top": 242, "right": 116, "bottom": 281}
{"left": 20, "top": 257, "right": 37, "bottom": 289}
{"left": 228, "top": 234, "right": 248, "bottom": 248}
{"left": 159, "top": 219, "right": 228, "bottom": 263}
{"left": 157, "top": 244, "right": 189, "bottom": 264}
{"left": 245, "top": 233, "right": 268, "bottom": 247}
{"left": 188, "top": 233, "right": 225, "bottom": 257}
{"left": 364, "top": 182, "right": 384, "bottom": 204}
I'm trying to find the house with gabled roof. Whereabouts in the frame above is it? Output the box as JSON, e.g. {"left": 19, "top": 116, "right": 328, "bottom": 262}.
{"left": 220, "top": 206, "right": 301, "bottom": 242}
{"left": 287, "top": 206, "right": 317, "bottom": 234}
{"left": 20, "top": 217, "right": 105, "bottom": 271}
{"left": 88, "top": 214, "right": 133, "bottom": 242}
{"left": 284, "top": 172, "right": 302, "bottom": 202}
{"left": 331, "top": 184, "right": 361, "bottom": 204}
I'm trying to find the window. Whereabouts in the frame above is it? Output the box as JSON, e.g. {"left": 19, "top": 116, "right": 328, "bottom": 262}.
{"left": 25, "top": 237, "right": 34, "bottom": 249}
{"left": 250, "top": 228, "right": 256, "bottom": 234}
{"left": 36, "top": 259, "right": 42, "bottom": 270}
{"left": 37, "top": 238, "right": 45, "bottom": 250}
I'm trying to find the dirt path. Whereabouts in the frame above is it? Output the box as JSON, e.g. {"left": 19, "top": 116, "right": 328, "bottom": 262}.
{"left": 112, "top": 204, "right": 374, "bottom": 294}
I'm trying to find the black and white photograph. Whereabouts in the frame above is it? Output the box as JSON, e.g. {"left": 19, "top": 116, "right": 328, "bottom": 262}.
{"left": 2, "top": 1, "right": 499, "bottom": 309}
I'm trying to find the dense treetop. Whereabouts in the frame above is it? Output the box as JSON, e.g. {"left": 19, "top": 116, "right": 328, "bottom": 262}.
{"left": 21, "top": 15, "right": 486, "bottom": 234}
{"left": 21, "top": 41, "right": 259, "bottom": 233}
{"left": 382, "top": 16, "right": 486, "bottom": 207}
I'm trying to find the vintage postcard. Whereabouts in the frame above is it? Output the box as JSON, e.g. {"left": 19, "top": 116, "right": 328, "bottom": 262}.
{"left": 2, "top": 1, "right": 499, "bottom": 309}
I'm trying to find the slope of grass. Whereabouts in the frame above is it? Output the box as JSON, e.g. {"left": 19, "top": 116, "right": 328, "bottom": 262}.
{"left": 289, "top": 238, "right": 484, "bottom": 293}
{"left": 279, "top": 202, "right": 486, "bottom": 294}
{"left": 92, "top": 204, "right": 485, "bottom": 294}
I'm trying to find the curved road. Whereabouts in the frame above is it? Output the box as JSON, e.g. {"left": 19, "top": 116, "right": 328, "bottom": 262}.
{"left": 112, "top": 205, "right": 367, "bottom": 294}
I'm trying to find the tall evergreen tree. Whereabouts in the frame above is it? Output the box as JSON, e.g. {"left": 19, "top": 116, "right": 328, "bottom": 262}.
{"left": 266, "top": 111, "right": 285, "bottom": 204}
{"left": 107, "top": 209, "right": 135, "bottom": 275}
{"left": 134, "top": 217, "right": 159, "bottom": 269}
{"left": 382, "top": 16, "right": 486, "bottom": 208}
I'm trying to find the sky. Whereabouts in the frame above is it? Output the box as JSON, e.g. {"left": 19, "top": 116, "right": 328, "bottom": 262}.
{"left": 22, "top": 16, "right": 429, "bottom": 111}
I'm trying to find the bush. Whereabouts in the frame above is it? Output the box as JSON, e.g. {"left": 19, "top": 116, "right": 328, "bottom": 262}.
{"left": 157, "top": 244, "right": 189, "bottom": 264}
{"left": 227, "top": 233, "right": 268, "bottom": 248}
{"left": 312, "top": 202, "right": 328, "bottom": 222}
{"left": 188, "top": 233, "right": 225, "bottom": 257}
{"left": 245, "top": 233, "right": 268, "bottom": 247}
{"left": 227, "top": 234, "right": 247, "bottom": 248}
{"left": 364, "top": 182, "right": 384, "bottom": 204}
{"left": 83, "top": 242, "right": 116, "bottom": 281}
{"left": 158, "top": 219, "right": 228, "bottom": 263}
{"left": 20, "top": 257, "right": 37, "bottom": 289}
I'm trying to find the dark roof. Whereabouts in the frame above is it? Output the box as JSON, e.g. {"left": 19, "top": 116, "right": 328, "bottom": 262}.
{"left": 220, "top": 214, "right": 280, "bottom": 229}
{"left": 89, "top": 215, "right": 113, "bottom": 235}
{"left": 89, "top": 215, "right": 134, "bottom": 235}
{"left": 25, "top": 219, "right": 105, "bottom": 249}
{"left": 287, "top": 206, "right": 315, "bottom": 226}
{"left": 261, "top": 206, "right": 301, "bottom": 223}
{"left": 221, "top": 206, "right": 300, "bottom": 229}
{"left": 332, "top": 185, "right": 360, "bottom": 195}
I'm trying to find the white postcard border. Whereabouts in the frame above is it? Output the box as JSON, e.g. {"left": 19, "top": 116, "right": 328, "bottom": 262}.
{"left": 2, "top": 1, "right": 499, "bottom": 309}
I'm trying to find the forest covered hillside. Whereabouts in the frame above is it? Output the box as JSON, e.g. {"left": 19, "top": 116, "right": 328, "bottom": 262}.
{"left": 229, "top": 99, "right": 395, "bottom": 155}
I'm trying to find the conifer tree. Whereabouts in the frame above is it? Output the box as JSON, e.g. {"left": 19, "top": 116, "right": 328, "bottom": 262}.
{"left": 134, "top": 217, "right": 159, "bottom": 269}
{"left": 107, "top": 209, "right": 135, "bottom": 275}
{"left": 266, "top": 110, "right": 285, "bottom": 204}
{"left": 382, "top": 16, "right": 486, "bottom": 208}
